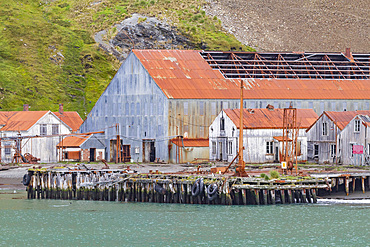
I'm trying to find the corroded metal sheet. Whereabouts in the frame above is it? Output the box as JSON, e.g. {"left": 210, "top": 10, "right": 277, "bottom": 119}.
{"left": 133, "top": 50, "right": 370, "bottom": 100}
{"left": 224, "top": 108, "right": 318, "bottom": 129}
{"left": 0, "top": 111, "right": 49, "bottom": 131}
{"left": 170, "top": 138, "right": 209, "bottom": 147}
{"left": 56, "top": 134, "right": 91, "bottom": 148}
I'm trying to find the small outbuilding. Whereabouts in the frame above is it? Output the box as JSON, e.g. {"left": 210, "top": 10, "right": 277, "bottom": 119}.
{"left": 56, "top": 133, "right": 106, "bottom": 162}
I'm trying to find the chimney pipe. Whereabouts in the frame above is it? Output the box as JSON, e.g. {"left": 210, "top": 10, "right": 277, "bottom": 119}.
{"left": 59, "top": 103, "right": 64, "bottom": 114}
{"left": 344, "top": 48, "right": 354, "bottom": 62}
{"left": 23, "top": 104, "right": 29, "bottom": 111}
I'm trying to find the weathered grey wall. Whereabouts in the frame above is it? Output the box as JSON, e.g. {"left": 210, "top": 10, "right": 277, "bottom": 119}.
{"left": 339, "top": 116, "right": 369, "bottom": 165}
{"left": 79, "top": 53, "right": 169, "bottom": 162}
{"left": 306, "top": 114, "right": 338, "bottom": 164}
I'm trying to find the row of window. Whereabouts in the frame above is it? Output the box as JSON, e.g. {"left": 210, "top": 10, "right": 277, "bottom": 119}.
{"left": 313, "top": 143, "right": 370, "bottom": 158}
{"left": 40, "top": 124, "right": 59, "bottom": 136}
{"left": 211, "top": 141, "right": 234, "bottom": 155}
{"left": 322, "top": 119, "right": 361, "bottom": 136}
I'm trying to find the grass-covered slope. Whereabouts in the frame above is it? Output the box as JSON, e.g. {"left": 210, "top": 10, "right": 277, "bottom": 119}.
{"left": 0, "top": 0, "right": 252, "bottom": 117}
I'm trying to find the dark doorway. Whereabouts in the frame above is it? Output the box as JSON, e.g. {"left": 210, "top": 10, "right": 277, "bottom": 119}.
{"left": 90, "top": 148, "right": 96, "bottom": 162}
{"left": 274, "top": 146, "right": 279, "bottom": 162}
{"left": 122, "top": 145, "right": 131, "bottom": 162}
{"left": 110, "top": 140, "right": 117, "bottom": 162}
{"left": 143, "top": 140, "right": 155, "bottom": 162}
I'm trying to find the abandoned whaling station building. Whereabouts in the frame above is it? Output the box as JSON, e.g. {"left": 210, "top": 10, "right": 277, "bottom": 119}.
{"left": 79, "top": 49, "right": 370, "bottom": 163}
{"left": 209, "top": 106, "right": 318, "bottom": 163}
{"left": 306, "top": 110, "right": 370, "bottom": 165}
{"left": 0, "top": 104, "right": 83, "bottom": 163}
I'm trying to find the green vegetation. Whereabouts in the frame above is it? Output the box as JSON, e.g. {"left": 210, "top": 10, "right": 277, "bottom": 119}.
{"left": 260, "top": 173, "right": 270, "bottom": 181}
{"left": 0, "top": 0, "right": 252, "bottom": 116}
{"left": 269, "top": 170, "right": 280, "bottom": 179}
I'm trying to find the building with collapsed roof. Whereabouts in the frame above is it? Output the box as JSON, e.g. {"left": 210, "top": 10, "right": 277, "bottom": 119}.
{"left": 78, "top": 49, "right": 370, "bottom": 163}
{"left": 306, "top": 110, "right": 370, "bottom": 165}
{"left": 0, "top": 104, "right": 83, "bottom": 163}
{"left": 209, "top": 106, "right": 318, "bottom": 163}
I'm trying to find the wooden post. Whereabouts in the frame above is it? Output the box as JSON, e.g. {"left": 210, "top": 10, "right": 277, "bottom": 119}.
{"left": 362, "top": 176, "right": 366, "bottom": 194}
{"left": 280, "top": 190, "right": 285, "bottom": 204}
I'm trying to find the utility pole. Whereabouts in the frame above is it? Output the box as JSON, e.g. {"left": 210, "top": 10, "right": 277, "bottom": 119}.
{"left": 236, "top": 80, "right": 247, "bottom": 176}
{"left": 116, "top": 123, "right": 120, "bottom": 164}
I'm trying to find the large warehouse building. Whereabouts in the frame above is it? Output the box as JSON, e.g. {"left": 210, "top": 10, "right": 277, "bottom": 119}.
{"left": 79, "top": 49, "right": 370, "bottom": 163}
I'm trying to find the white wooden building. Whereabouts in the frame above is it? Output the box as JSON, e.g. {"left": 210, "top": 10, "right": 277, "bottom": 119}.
{"left": 306, "top": 110, "right": 370, "bottom": 165}
{"left": 0, "top": 106, "right": 82, "bottom": 163}
{"left": 209, "top": 106, "right": 318, "bottom": 164}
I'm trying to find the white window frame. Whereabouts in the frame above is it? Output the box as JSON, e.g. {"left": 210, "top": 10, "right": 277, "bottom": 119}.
{"left": 330, "top": 144, "right": 336, "bottom": 158}
{"left": 228, "top": 141, "right": 233, "bottom": 155}
{"left": 40, "top": 124, "right": 47, "bottom": 136}
{"left": 52, "top": 124, "right": 59, "bottom": 135}
{"left": 354, "top": 119, "right": 360, "bottom": 132}
{"left": 322, "top": 122, "right": 328, "bottom": 136}
{"left": 266, "top": 141, "right": 273, "bottom": 154}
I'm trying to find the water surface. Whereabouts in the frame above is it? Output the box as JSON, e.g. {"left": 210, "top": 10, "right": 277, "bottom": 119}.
{"left": 1, "top": 191, "right": 369, "bottom": 246}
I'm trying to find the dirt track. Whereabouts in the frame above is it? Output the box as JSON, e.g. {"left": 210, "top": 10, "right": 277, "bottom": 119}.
{"left": 205, "top": 0, "right": 369, "bottom": 52}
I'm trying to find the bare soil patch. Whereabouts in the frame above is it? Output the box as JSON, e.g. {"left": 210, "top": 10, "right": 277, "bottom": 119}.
{"left": 204, "top": 0, "right": 369, "bottom": 52}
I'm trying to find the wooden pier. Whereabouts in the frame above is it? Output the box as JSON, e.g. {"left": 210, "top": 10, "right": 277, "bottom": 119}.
{"left": 23, "top": 168, "right": 335, "bottom": 205}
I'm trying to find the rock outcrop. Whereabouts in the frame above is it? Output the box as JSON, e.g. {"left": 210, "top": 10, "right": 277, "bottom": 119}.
{"left": 95, "top": 14, "right": 194, "bottom": 61}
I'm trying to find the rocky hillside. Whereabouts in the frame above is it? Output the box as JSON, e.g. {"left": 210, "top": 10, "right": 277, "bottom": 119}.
{"left": 205, "top": 0, "right": 369, "bottom": 53}
{"left": 0, "top": 0, "right": 250, "bottom": 117}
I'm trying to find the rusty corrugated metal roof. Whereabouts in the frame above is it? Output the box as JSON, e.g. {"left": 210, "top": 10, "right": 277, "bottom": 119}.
{"left": 0, "top": 110, "right": 82, "bottom": 132}
{"left": 171, "top": 138, "right": 209, "bottom": 147}
{"left": 324, "top": 111, "right": 370, "bottom": 130}
{"left": 56, "top": 134, "right": 92, "bottom": 148}
{"left": 223, "top": 108, "right": 318, "bottom": 129}
{"left": 53, "top": 112, "right": 83, "bottom": 132}
{"left": 0, "top": 111, "right": 49, "bottom": 131}
{"left": 133, "top": 49, "right": 370, "bottom": 100}
{"left": 273, "top": 136, "right": 292, "bottom": 141}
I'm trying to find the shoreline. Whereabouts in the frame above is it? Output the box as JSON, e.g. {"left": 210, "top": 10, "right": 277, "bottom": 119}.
{"left": 1, "top": 163, "right": 370, "bottom": 200}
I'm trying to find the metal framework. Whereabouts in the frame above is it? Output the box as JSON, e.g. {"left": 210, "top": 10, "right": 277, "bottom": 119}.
{"left": 201, "top": 51, "right": 370, "bottom": 80}
{"left": 281, "top": 106, "right": 299, "bottom": 174}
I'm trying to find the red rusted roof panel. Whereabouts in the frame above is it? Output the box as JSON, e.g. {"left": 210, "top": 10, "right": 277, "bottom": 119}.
{"left": 325, "top": 110, "right": 370, "bottom": 130}
{"left": 53, "top": 112, "right": 83, "bottom": 132}
{"left": 0, "top": 111, "right": 48, "bottom": 131}
{"left": 224, "top": 108, "right": 318, "bottom": 129}
{"left": 56, "top": 134, "right": 91, "bottom": 148}
{"left": 133, "top": 50, "right": 370, "bottom": 100}
{"left": 171, "top": 138, "right": 209, "bottom": 147}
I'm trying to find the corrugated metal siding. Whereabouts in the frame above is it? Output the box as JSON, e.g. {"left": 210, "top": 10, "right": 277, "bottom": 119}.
{"left": 79, "top": 52, "right": 169, "bottom": 162}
